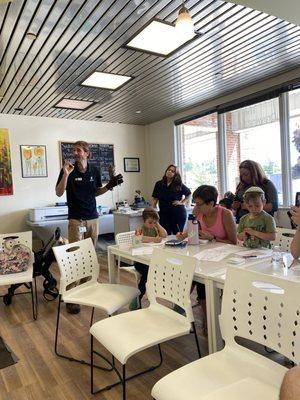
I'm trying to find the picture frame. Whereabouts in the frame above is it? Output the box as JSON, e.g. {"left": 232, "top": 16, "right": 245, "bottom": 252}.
{"left": 20, "top": 145, "right": 48, "bottom": 178}
{"left": 123, "top": 157, "right": 140, "bottom": 172}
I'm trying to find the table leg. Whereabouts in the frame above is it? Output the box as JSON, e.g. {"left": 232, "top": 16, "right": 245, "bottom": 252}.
{"left": 210, "top": 281, "right": 224, "bottom": 353}
{"left": 205, "top": 279, "right": 214, "bottom": 354}
{"left": 108, "top": 248, "right": 117, "bottom": 284}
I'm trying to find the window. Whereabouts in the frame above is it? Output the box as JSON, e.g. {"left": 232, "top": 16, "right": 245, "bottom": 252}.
{"left": 224, "top": 98, "right": 282, "bottom": 204}
{"left": 289, "top": 88, "right": 300, "bottom": 203}
{"left": 176, "top": 91, "right": 300, "bottom": 207}
{"left": 177, "top": 113, "right": 219, "bottom": 194}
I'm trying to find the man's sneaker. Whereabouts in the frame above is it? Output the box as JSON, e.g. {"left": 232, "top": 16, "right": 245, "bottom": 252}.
{"left": 129, "top": 298, "right": 139, "bottom": 311}
{"left": 66, "top": 303, "right": 81, "bottom": 314}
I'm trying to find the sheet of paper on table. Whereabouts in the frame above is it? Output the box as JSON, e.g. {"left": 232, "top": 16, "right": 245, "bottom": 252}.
{"left": 131, "top": 246, "right": 154, "bottom": 256}
{"left": 193, "top": 245, "right": 237, "bottom": 262}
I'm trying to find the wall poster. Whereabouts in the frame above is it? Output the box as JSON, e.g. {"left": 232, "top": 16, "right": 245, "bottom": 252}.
{"left": 20, "top": 145, "right": 48, "bottom": 178}
{"left": 0, "top": 128, "right": 13, "bottom": 196}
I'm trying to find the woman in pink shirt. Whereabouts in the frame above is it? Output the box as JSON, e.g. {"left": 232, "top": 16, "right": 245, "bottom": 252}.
{"left": 193, "top": 185, "right": 237, "bottom": 244}
{"left": 177, "top": 185, "right": 237, "bottom": 244}
{"left": 176, "top": 185, "right": 237, "bottom": 333}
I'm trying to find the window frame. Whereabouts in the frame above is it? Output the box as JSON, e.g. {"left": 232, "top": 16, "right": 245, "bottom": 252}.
{"left": 175, "top": 91, "right": 295, "bottom": 207}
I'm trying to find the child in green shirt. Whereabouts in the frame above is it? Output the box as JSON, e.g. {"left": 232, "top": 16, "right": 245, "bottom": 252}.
{"left": 238, "top": 186, "right": 276, "bottom": 248}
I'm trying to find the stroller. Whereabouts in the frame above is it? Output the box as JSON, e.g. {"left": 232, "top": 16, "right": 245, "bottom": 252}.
{"left": 3, "top": 228, "right": 61, "bottom": 305}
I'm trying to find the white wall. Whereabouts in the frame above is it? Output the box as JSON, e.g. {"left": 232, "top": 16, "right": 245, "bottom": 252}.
{"left": 229, "top": 0, "right": 300, "bottom": 26}
{"left": 0, "top": 114, "right": 146, "bottom": 233}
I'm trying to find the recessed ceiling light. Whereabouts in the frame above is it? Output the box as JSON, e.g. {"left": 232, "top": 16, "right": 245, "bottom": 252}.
{"left": 54, "top": 98, "right": 95, "bottom": 110}
{"left": 125, "top": 19, "right": 199, "bottom": 57}
{"left": 26, "top": 32, "right": 37, "bottom": 40}
{"left": 135, "top": 110, "right": 141, "bottom": 114}
{"left": 81, "top": 71, "right": 132, "bottom": 90}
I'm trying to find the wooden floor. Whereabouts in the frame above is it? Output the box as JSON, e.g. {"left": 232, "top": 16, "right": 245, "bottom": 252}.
{"left": 0, "top": 254, "right": 209, "bottom": 400}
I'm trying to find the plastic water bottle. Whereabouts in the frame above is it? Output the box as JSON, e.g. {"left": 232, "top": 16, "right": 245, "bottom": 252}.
{"left": 187, "top": 215, "right": 199, "bottom": 245}
{"left": 133, "top": 229, "right": 142, "bottom": 246}
{"left": 272, "top": 245, "right": 283, "bottom": 267}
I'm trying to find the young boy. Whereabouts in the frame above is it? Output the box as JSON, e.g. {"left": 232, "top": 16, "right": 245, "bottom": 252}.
{"left": 129, "top": 208, "right": 167, "bottom": 310}
{"left": 238, "top": 186, "right": 276, "bottom": 248}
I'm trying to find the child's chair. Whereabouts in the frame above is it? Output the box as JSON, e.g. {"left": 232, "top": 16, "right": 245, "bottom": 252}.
{"left": 274, "top": 228, "right": 295, "bottom": 252}
{"left": 115, "top": 231, "right": 141, "bottom": 286}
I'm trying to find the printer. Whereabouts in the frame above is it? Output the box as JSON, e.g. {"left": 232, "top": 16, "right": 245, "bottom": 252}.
{"left": 29, "top": 206, "right": 68, "bottom": 222}
{"left": 27, "top": 205, "right": 114, "bottom": 243}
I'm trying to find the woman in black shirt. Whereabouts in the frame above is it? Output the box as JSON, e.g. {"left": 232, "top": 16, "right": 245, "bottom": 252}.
{"left": 151, "top": 165, "right": 191, "bottom": 234}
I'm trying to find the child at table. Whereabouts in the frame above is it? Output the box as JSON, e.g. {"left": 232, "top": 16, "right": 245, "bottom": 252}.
{"left": 129, "top": 208, "right": 167, "bottom": 310}
{"left": 237, "top": 187, "right": 276, "bottom": 248}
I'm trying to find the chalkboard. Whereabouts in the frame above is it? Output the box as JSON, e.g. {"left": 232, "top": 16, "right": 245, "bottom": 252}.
{"left": 59, "top": 142, "right": 114, "bottom": 182}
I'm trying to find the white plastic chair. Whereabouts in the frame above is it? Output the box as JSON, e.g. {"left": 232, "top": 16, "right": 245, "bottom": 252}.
{"left": 0, "top": 231, "right": 37, "bottom": 320}
{"left": 90, "top": 248, "right": 201, "bottom": 399}
{"left": 274, "top": 227, "right": 295, "bottom": 252}
{"left": 115, "top": 231, "right": 141, "bottom": 286}
{"left": 53, "top": 238, "right": 140, "bottom": 368}
{"left": 151, "top": 267, "right": 298, "bottom": 400}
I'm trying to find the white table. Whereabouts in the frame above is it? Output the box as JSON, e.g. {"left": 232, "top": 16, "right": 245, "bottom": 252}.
{"left": 107, "top": 242, "right": 266, "bottom": 354}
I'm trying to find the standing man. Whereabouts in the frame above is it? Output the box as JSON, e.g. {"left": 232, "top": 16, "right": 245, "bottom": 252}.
{"left": 56, "top": 140, "right": 122, "bottom": 313}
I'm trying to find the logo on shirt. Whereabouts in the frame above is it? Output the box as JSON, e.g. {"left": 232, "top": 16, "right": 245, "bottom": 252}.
{"left": 75, "top": 177, "right": 82, "bottom": 181}
{"left": 90, "top": 177, "right": 94, "bottom": 182}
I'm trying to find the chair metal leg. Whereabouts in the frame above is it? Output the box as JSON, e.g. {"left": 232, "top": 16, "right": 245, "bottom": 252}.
{"left": 54, "top": 295, "right": 112, "bottom": 371}
{"left": 90, "top": 341, "right": 163, "bottom": 395}
{"left": 90, "top": 307, "right": 95, "bottom": 327}
{"left": 122, "top": 364, "right": 126, "bottom": 400}
{"left": 191, "top": 322, "right": 201, "bottom": 358}
{"left": 30, "top": 279, "right": 38, "bottom": 320}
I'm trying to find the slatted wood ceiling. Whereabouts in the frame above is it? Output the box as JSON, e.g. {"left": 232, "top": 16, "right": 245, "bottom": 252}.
{"left": 0, "top": 0, "right": 299, "bottom": 125}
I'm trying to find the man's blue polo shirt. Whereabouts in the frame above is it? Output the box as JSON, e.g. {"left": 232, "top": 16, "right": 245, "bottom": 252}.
{"left": 56, "top": 163, "right": 102, "bottom": 220}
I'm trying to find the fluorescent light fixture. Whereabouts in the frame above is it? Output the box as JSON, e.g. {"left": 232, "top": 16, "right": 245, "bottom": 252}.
{"left": 54, "top": 98, "right": 95, "bottom": 110}
{"left": 125, "top": 19, "right": 197, "bottom": 57}
{"left": 81, "top": 71, "right": 132, "bottom": 90}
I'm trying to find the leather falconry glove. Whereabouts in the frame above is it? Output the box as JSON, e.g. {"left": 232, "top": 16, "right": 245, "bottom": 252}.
{"left": 106, "top": 174, "right": 123, "bottom": 190}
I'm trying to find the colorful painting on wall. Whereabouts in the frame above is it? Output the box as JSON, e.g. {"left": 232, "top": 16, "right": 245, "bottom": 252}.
{"left": 20, "top": 145, "right": 48, "bottom": 178}
{"left": 0, "top": 128, "right": 13, "bottom": 196}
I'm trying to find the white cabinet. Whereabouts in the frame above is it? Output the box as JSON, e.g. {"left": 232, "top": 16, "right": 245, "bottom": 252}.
{"left": 27, "top": 214, "right": 114, "bottom": 242}
{"left": 113, "top": 212, "right": 143, "bottom": 236}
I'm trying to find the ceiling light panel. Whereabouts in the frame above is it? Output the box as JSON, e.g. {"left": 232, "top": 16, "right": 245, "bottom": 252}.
{"left": 81, "top": 71, "right": 132, "bottom": 90}
{"left": 125, "top": 19, "right": 197, "bottom": 57}
{"left": 54, "top": 99, "right": 94, "bottom": 110}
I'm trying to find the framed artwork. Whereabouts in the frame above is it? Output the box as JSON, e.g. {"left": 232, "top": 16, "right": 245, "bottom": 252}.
{"left": 20, "top": 145, "right": 48, "bottom": 178}
{"left": 0, "top": 128, "right": 13, "bottom": 195}
{"left": 124, "top": 157, "right": 140, "bottom": 172}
